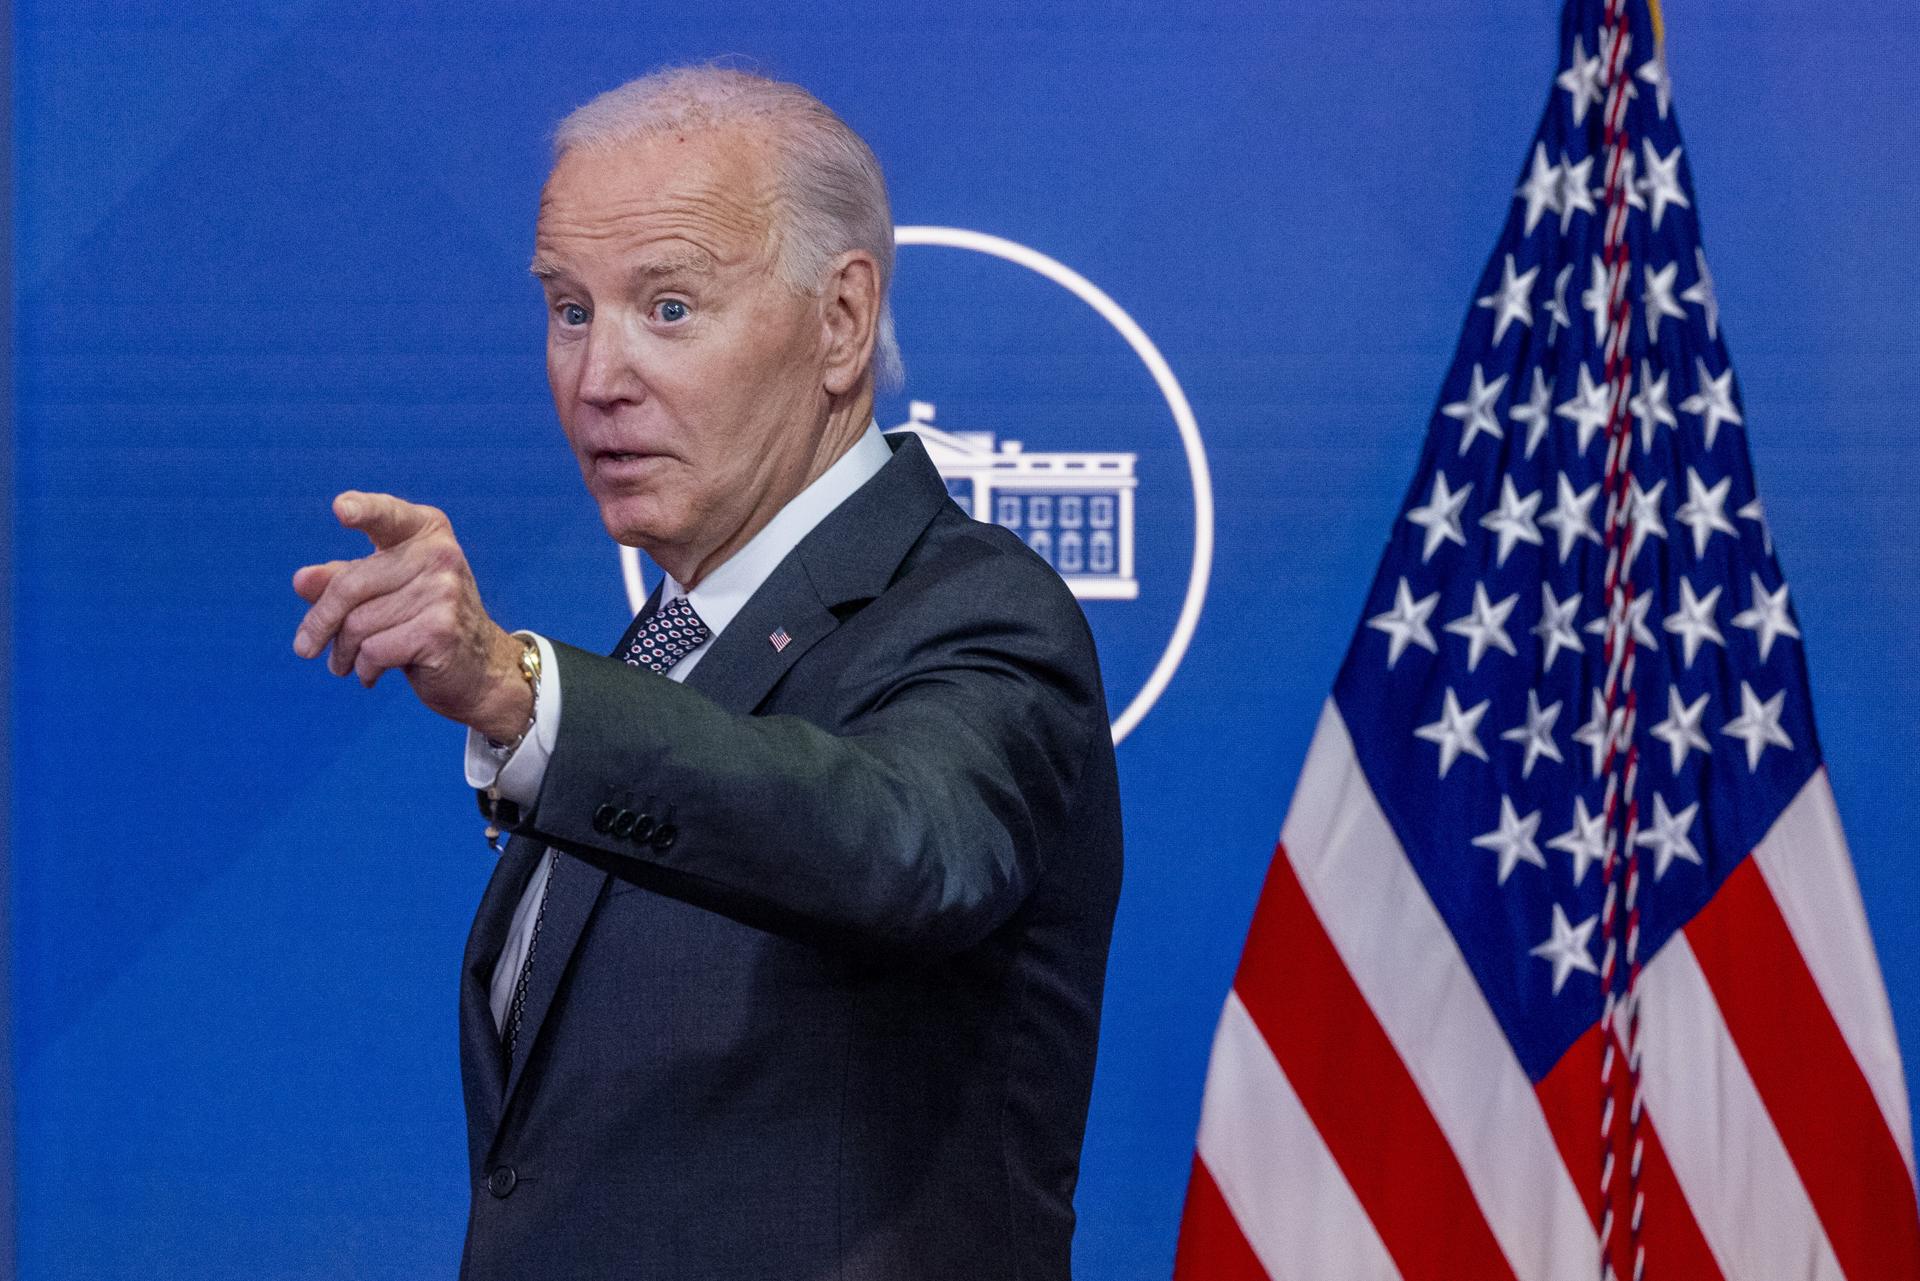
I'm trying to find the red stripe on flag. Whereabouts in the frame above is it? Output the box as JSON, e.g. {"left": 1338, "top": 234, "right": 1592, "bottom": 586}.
{"left": 1535, "top": 1022, "right": 1727, "bottom": 1281}
{"left": 1172, "top": 1156, "right": 1271, "bottom": 1281}
{"left": 1687, "top": 857, "right": 1920, "bottom": 1280}
{"left": 1233, "top": 844, "right": 1517, "bottom": 1281}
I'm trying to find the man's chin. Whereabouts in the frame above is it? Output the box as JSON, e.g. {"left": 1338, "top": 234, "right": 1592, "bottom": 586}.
{"left": 595, "top": 498, "right": 681, "bottom": 560}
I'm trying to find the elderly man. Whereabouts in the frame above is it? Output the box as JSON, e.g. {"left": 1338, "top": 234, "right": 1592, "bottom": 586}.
{"left": 292, "top": 67, "right": 1121, "bottom": 1280}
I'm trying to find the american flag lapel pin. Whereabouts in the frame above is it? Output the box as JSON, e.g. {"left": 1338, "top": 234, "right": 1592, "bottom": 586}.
{"left": 769, "top": 627, "right": 791, "bottom": 653}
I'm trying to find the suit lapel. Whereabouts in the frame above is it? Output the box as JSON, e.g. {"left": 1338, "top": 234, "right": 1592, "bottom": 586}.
{"left": 682, "top": 434, "right": 952, "bottom": 711}
{"left": 680, "top": 556, "right": 837, "bottom": 712}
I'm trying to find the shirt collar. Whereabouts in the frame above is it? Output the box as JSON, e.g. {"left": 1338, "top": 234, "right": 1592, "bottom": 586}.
{"left": 662, "top": 422, "right": 891, "bottom": 642}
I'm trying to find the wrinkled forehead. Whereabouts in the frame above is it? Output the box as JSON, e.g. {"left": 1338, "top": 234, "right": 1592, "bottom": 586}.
{"left": 535, "top": 126, "right": 782, "bottom": 267}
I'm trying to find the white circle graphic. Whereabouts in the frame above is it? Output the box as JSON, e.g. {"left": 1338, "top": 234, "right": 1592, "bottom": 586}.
{"left": 619, "top": 225, "right": 1215, "bottom": 745}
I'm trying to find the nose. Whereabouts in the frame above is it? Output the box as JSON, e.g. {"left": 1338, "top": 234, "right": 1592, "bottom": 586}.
{"left": 575, "top": 312, "right": 645, "bottom": 409}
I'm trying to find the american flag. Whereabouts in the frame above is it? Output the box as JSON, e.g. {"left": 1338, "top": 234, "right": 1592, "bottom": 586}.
{"left": 1174, "top": 1, "right": 1920, "bottom": 1279}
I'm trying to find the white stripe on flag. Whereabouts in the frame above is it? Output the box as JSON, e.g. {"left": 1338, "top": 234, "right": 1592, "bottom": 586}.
{"left": 1636, "top": 932, "right": 1843, "bottom": 1281}
{"left": 1749, "top": 767, "right": 1917, "bottom": 1182}
{"left": 1281, "top": 701, "right": 1596, "bottom": 1281}
{"left": 1196, "top": 991, "right": 1404, "bottom": 1281}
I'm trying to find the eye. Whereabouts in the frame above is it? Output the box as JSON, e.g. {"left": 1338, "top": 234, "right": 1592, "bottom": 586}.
{"left": 558, "top": 302, "right": 589, "bottom": 327}
{"left": 654, "top": 299, "right": 690, "bottom": 324}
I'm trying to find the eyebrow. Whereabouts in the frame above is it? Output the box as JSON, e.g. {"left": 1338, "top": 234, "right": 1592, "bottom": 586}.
{"left": 528, "top": 249, "right": 720, "bottom": 283}
{"left": 629, "top": 248, "right": 718, "bottom": 280}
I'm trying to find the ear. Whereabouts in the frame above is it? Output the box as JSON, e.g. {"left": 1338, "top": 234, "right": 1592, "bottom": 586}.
{"left": 819, "top": 250, "right": 881, "bottom": 397}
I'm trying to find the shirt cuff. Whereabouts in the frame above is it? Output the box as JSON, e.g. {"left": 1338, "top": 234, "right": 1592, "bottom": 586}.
{"left": 463, "top": 632, "right": 562, "bottom": 808}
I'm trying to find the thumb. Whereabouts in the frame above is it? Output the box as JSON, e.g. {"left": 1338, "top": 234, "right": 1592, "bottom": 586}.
{"left": 292, "top": 560, "right": 348, "bottom": 603}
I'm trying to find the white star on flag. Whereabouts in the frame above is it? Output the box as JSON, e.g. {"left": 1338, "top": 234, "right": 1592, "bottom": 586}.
{"left": 1586, "top": 588, "right": 1659, "bottom": 651}
{"left": 1675, "top": 467, "right": 1739, "bottom": 558}
{"left": 1556, "top": 363, "right": 1613, "bottom": 454}
{"left": 1479, "top": 476, "right": 1544, "bottom": 566}
{"left": 1445, "top": 582, "right": 1520, "bottom": 672}
{"left": 1548, "top": 796, "right": 1608, "bottom": 886}
{"left": 1545, "top": 262, "right": 1574, "bottom": 340}
{"left": 1581, "top": 254, "right": 1610, "bottom": 344}
{"left": 1630, "top": 361, "right": 1678, "bottom": 453}
{"left": 1739, "top": 495, "right": 1773, "bottom": 555}
{"left": 1680, "top": 358, "right": 1743, "bottom": 449}
{"left": 1642, "top": 260, "right": 1688, "bottom": 341}
{"left": 1637, "top": 48, "right": 1673, "bottom": 119}
{"left": 1540, "top": 474, "right": 1603, "bottom": 563}
{"left": 1638, "top": 139, "right": 1691, "bottom": 230}
{"left": 1613, "top": 144, "right": 1648, "bottom": 212}
{"left": 1476, "top": 254, "right": 1539, "bottom": 345}
{"left": 1557, "top": 152, "right": 1598, "bottom": 232}
{"left": 1515, "top": 143, "right": 1562, "bottom": 236}
{"left": 1442, "top": 364, "right": 1508, "bottom": 454}
{"left": 1573, "top": 688, "right": 1623, "bottom": 777}
{"left": 1732, "top": 572, "right": 1800, "bottom": 660}
{"left": 1500, "top": 689, "right": 1565, "bottom": 779}
{"left": 1474, "top": 796, "right": 1547, "bottom": 884}
{"left": 1663, "top": 577, "right": 1726, "bottom": 668}
{"left": 1682, "top": 247, "right": 1720, "bottom": 339}
{"left": 1530, "top": 903, "right": 1600, "bottom": 995}
{"left": 1637, "top": 792, "right": 1704, "bottom": 879}
{"left": 1626, "top": 476, "right": 1669, "bottom": 566}
{"left": 1406, "top": 472, "right": 1474, "bottom": 562}
{"left": 1651, "top": 686, "right": 1713, "bottom": 773}
{"left": 1367, "top": 577, "right": 1440, "bottom": 669}
{"left": 1556, "top": 35, "right": 1605, "bottom": 125}
{"left": 1512, "top": 367, "right": 1555, "bottom": 459}
{"left": 1532, "top": 582, "right": 1585, "bottom": 671}
{"left": 1415, "top": 687, "right": 1491, "bottom": 778}
{"left": 1722, "top": 680, "right": 1794, "bottom": 770}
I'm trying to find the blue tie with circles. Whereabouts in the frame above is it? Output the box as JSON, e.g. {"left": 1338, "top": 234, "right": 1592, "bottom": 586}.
{"left": 620, "top": 594, "right": 712, "bottom": 672}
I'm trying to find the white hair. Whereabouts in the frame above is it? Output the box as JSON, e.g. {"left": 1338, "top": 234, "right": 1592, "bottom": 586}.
{"left": 554, "top": 65, "right": 905, "bottom": 393}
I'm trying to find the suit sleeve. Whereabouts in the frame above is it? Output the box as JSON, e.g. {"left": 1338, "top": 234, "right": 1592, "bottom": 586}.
{"left": 511, "top": 554, "right": 1107, "bottom": 960}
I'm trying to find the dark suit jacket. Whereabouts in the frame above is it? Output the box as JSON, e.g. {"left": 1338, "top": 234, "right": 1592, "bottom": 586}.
{"left": 457, "top": 434, "right": 1124, "bottom": 1280}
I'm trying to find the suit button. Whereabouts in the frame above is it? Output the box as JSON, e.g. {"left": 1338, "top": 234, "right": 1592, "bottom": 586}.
{"left": 487, "top": 1166, "right": 517, "bottom": 1198}
{"left": 651, "top": 823, "right": 677, "bottom": 852}
{"left": 629, "top": 813, "right": 655, "bottom": 843}
{"left": 610, "top": 809, "right": 637, "bottom": 838}
{"left": 591, "top": 803, "right": 617, "bottom": 834}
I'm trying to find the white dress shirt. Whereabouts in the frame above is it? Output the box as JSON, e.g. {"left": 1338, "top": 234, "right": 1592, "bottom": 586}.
{"left": 467, "top": 424, "right": 893, "bottom": 1036}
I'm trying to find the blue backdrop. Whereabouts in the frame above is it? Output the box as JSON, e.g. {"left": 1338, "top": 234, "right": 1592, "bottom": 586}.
{"left": 12, "top": 2, "right": 1920, "bottom": 1277}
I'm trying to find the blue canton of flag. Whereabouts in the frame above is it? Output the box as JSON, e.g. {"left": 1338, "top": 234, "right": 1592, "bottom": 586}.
{"left": 1338, "top": 0, "right": 1775, "bottom": 1093}
{"left": 1178, "top": 2, "right": 1920, "bottom": 1278}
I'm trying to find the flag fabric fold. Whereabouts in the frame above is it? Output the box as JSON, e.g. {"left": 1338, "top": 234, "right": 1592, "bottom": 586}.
{"left": 1175, "top": 2, "right": 1920, "bottom": 1277}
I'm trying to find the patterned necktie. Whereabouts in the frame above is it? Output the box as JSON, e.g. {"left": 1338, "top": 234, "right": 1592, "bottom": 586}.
{"left": 503, "top": 596, "right": 712, "bottom": 1059}
{"left": 620, "top": 593, "right": 712, "bottom": 672}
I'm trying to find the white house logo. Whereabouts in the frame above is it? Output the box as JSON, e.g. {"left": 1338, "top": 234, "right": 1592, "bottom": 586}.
{"left": 621, "top": 226, "right": 1213, "bottom": 744}
{"left": 890, "top": 400, "right": 1139, "bottom": 601}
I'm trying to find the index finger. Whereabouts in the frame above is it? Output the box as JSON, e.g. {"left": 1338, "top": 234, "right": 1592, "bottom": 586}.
{"left": 334, "top": 490, "right": 440, "bottom": 551}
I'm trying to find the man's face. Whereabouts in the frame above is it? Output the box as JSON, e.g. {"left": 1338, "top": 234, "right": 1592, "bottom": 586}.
{"left": 533, "top": 128, "right": 833, "bottom": 577}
